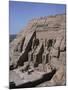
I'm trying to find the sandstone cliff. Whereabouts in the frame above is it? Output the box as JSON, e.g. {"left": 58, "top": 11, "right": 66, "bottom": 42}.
{"left": 9, "top": 14, "right": 66, "bottom": 88}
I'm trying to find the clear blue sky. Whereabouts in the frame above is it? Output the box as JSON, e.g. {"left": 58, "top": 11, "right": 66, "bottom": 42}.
{"left": 9, "top": 1, "right": 66, "bottom": 34}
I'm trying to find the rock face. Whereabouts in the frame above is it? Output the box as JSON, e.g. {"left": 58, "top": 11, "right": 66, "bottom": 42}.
{"left": 9, "top": 14, "right": 66, "bottom": 88}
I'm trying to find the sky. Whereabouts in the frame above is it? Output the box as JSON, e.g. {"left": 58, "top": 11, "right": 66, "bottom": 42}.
{"left": 9, "top": 1, "right": 66, "bottom": 34}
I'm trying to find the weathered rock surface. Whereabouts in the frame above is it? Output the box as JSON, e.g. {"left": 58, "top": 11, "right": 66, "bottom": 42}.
{"left": 9, "top": 14, "right": 66, "bottom": 88}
